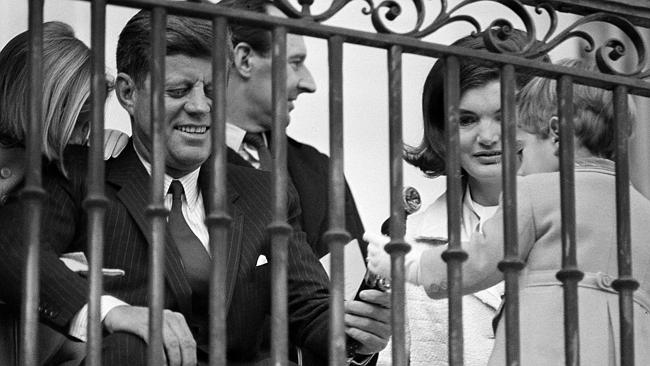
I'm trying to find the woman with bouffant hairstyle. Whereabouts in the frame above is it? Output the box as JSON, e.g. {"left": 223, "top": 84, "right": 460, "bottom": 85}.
{"left": 376, "top": 28, "right": 549, "bottom": 365}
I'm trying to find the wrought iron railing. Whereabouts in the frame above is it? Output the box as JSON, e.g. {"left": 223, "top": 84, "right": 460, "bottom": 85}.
{"left": 16, "top": 0, "right": 650, "bottom": 365}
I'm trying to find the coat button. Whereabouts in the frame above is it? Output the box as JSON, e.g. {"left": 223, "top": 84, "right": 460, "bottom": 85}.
{"left": 0, "top": 167, "right": 11, "bottom": 179}
{"left": 600, "top": 274, "right": 614, "bottom": 288}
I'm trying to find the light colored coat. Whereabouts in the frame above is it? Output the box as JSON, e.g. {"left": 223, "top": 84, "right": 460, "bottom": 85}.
{"left": 420, "top": 159, "right": 650, "bottom": 366}
{"left": 379, "top": 187, "right": 502, "bottom": 366}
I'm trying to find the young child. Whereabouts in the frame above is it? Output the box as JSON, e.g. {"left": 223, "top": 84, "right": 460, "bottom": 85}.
{"left": 366, "top": 58, "right": 650, "bottom": 365}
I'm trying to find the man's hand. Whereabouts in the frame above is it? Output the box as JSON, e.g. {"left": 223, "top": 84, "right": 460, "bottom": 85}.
{"left": 103, "top": 305, "right": 197, "bottom": 366}
{"left": 344, "top": 289, "right": 391, "bottom": 355}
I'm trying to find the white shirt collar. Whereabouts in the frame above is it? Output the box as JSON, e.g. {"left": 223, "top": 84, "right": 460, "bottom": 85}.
{"left": 134, "top": 147, "right": 202, "bottom": 207}
{"left": 226, "top": 123, "right": 269, "bottom": 148}
{"left": 226, "top": 122, "right": 247, "bottom": 152}
{"left": 227, "top": 123, "right": 271, "bottom": 167}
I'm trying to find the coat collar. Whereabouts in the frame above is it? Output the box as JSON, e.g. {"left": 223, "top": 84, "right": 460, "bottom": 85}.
{"left": 197, "top": 154, "right": 244, "bottom": 311}
{"left": 575, "top": 157, "right": 615, "bottom": 175}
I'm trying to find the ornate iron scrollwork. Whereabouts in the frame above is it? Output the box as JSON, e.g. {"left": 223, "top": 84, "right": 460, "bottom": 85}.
{"left": 270, "top": 0, "right": 650, "bottom": 78}
{"left": 272, "top": 0, "right": 356, "bottom": 22}
{"left": 527, "top": 11, "right": 647, "bottom": 77}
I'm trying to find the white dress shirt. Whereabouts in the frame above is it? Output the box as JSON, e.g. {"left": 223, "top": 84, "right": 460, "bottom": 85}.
{"left": 136, "top": 153, "right": 209, "bottom": 250}
{"left": 226, "top": 122, "right": 268, "bottom": 169}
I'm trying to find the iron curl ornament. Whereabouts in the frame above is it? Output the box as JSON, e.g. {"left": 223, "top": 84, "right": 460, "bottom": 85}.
{"left": 271, "top": 0, "right": 356, "bottom": 22}
{"left": 270, "top": 0, "right": 650, "bottom": 78}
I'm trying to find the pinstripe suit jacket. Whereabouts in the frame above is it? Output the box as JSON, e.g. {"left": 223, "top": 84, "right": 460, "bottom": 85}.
{"left": 0, "top": 142, "right": 331, "bottom": 362}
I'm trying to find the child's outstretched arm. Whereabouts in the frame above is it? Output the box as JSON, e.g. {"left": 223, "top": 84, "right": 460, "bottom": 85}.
{"left": 419, "top": 187, "right": 537, "bottom": 299}
{"left": 418, "top": 226, "right": 504, "bottom": 299}
{"left": 367, "top": 187, "right": 537, "bottom": 300}
{"left": 364, "top": 231, "right": 498, "bottom": 298}
{"left": 365, "top": 229, "right": 504, "bottom": 299}
{"left": 365, "top": 232, "right": 429, "bottom": 284}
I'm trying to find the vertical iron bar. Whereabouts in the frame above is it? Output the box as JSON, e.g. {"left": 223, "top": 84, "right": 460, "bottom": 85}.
{"left": 146, "top": 7, "right": 167, "bottom": 366}
{"left": 498, "top": 64, "right": 524, "bottom": 366}
{"left": 270, "top": 26, "right": 291, "bottom": 366}
{"left": 384, "top": 45, "right": 409, "bottom": 366}
{"left": 440, "top": 55, "right": 465, "bottom": 366}
{"left": 208, "top": 16, "right": 230, "bottom": 366}
{"left": 555, "top": 75, "right": 583, "bottom": 366}
{"left": 611, "top": 85, "right": 638, "bottom": 366}
{"left": 86, "top": 1, "right": 109, "bottom": 365}
{"left": 326, "top": 35, "right": 349, "bottom": 366}
{"left": 21, "top": 1, "right": 45, "bottom": 366}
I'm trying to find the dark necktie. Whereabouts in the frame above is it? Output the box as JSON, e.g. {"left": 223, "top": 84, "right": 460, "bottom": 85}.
{"left": 243, "top": 132, "right": 272, "bottom": 171}
{"left": 168, "top": 180, "right": 210, "bottom": 301}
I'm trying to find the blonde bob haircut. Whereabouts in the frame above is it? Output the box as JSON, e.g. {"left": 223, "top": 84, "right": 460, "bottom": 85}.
{"left": 0, "top": 21, "right": 91, "bottom": 172}
{"left": 517, "top": 58, "right": 636, "bottom": 160}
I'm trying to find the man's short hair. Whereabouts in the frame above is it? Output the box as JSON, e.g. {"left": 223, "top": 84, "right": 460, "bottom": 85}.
{"left": 116, "top": 9, "right": 214, "bottom": 86}
{"left": 517, "top": 58, "right": 636, "bottom": 160}
{"left": 217, "top": 0, "right": 274, "bottom": 58}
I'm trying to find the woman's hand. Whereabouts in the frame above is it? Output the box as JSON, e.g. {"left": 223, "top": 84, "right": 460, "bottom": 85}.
{"left": 103, "top": 129, "right": 129, "bottom": 160}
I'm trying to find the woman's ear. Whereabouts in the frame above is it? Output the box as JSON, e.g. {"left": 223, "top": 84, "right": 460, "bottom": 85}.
{"left": 232, "top": 42, "right": 254, "bottom": 79}
{"left": 115, "top": 72, "right": 137, "bottom": 116}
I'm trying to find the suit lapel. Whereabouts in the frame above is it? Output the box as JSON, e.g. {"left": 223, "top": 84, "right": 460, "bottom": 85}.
{"left": 225, "top": 208, "right": 244, "bottom": 311}
{"left": 227, "top": 147, "right": 253, "bottom": 168}
{"left": 107, "top": 143, "right": 192, "bottom": 314}
{"left": 198, "top": 157, "right": 243, "bottom": 312}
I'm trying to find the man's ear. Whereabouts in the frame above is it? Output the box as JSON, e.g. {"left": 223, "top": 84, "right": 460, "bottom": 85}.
{"left": 115, "top": 72, "right": 137, "bottom": 116}
{"left": 232, "top": 42, "right": 254, "bottom": 78}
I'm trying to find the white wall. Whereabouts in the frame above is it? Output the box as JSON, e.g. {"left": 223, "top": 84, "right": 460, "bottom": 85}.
{"left": 1, "top": 0, "right": 583, "bottom": 231}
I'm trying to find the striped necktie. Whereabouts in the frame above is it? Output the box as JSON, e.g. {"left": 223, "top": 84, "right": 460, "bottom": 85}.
{"left": 243, "top": 132, "right": 272, "bottom": 171}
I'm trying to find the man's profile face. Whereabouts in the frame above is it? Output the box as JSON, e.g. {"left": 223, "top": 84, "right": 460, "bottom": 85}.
{"left": 244, "top": 5, "right": 316, "bottom": 131}
{"left": 130, "top": 55, "right": 213, "bottom": 177}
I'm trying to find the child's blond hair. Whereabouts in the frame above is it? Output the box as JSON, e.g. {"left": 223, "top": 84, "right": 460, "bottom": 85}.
{"left": 517, "top": 58, "right": 636, "bottom": 160}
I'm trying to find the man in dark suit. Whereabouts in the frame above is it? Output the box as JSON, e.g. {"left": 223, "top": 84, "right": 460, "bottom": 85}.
{"left": 0, "top": 10, "right": 389, "bottom": 365}
{"left": 219, "top": 0, "right": 367, "bottom": 259}
{"left": 219, "top": 2, "right": 386, "bottom": 364}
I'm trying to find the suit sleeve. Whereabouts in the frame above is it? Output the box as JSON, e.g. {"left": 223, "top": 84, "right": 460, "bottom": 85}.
{"left": 344, "top": 179, "right": 367, "bottom": 258}
{"left": 285, "top": 189, "right": 331, "bottom": 360}
{"left": 0, "top": 167, "right": 90, "bottom": 332}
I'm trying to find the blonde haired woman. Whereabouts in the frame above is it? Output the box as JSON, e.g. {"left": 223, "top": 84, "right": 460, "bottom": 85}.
{"left": 0, "top": 21, "right": 123, "bottom": 205}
